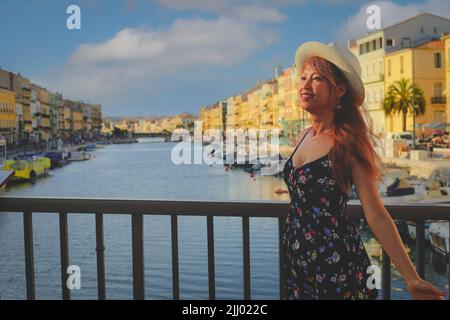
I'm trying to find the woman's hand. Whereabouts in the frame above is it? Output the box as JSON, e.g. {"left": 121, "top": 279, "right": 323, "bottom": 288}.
{"left": 407, "top": 278, "right": 447, "bottom": 300}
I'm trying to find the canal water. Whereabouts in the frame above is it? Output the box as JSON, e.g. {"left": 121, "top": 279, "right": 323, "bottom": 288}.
{"left": 0, "top": 138, "right": 448, "bottom": 299}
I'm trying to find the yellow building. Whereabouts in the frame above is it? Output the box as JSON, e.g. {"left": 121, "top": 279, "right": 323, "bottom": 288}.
{"left": 239, "top": 94, "right": 249, "bottom": 130}
{"left": 226, "top": 95, "right": 240, "bottom": 130}
{"left": 199, "top": 103, "right": 223, "bottom": 133}
{"left": 349, "top": 12, "right": 450, "bottom": 136}
{"left": 384, "top": 39, "right": 446, "bottom": 133}
{"left": 0, "top": 88, "right": 17, "bottom": 144}
{"left": 259, "top": 80, "right": 276, "bottom": 130}
{"left": 247, "top": 85, "right": 261, "bottom": 129}
{"left": 12, "top": 74, "right": 32, "bottom": 137}
{"left": 443, "top": 34, "right": 450, "bottom": 124}
{"left": 275, "top": 71, "right": 286, "bottom": 129}
{"left": 67, "top": 101, "right": 83, "bottom": 134}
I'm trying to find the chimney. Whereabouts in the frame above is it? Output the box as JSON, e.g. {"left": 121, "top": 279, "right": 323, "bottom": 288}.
{"left": 348, "top": 39, "right": 357, "bottom": 49}
{"left": 9, "top": 72, "right": 14, "bottom": 91}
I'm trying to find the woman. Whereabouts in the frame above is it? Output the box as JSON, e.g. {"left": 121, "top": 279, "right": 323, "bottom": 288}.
{"left": 282, "top": 41, "right": 446, "bottom": 300}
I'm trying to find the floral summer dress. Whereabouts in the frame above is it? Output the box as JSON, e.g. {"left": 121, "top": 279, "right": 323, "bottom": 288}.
{"left": 281, "top": 128, "right": 378, "bottom": 300}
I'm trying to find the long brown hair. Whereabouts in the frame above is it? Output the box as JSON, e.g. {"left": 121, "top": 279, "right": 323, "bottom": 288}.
{"left": 302, "top": 56, "right": 387, "bottom": 195}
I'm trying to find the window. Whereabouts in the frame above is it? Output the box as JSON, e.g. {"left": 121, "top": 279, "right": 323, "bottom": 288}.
{"left": 372, "top": 39, "right": 377, "bottom": 50}
{"left": 386, "top": 39, "right": 394, "bottom": 47}
{"left": 433, "top": 27, "right": 438, "bottom": 34}
{"left": 366, "top": 42, "right": 370, "bottom": 53}
{"left": 400, "top": 134, "right": 413, "bottom": 140}
{"left": 400, "top": 56, "right": 404, "bottom": 74}
{"left": 434, "top": 52, "right": 442, "bottom": 68}
{"left": 359, "top": 44, "right": 364, "bottom": 55}
{"left": 434, "top": 82, "right": 443, "bottom": 97}
{"left": 420, "top": 27, "right": 424, "bottom": 33}
{"left": 433, "top": 111, "right": 445, "bottom": 122}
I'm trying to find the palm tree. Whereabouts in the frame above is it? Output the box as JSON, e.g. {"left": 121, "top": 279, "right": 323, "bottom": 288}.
{"left": 383, "top": 78, "right": 426, "bottom": 132}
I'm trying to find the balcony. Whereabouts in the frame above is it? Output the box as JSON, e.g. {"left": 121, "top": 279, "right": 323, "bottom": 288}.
{"left": 364, "top": 73, "right": 385, "bottom": 83}
{"left": 0, "top": 197, "right": 448, "bottom": 300}
{"left": 431, "top": 96, "right": 447, "bottom": 104}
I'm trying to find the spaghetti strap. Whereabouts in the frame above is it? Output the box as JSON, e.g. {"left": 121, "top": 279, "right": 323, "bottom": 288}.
{"left": 289, "top": 127, "right": 311, "bottom": 161}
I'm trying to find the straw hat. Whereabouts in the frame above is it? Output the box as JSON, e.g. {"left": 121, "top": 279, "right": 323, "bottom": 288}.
{"left": 295, "top": 41, "right": 365, "bottom": 106}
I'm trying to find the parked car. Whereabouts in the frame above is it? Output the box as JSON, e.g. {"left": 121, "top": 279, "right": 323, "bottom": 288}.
{"left": 386, "top": 132, "right": 414, "bottom": 148}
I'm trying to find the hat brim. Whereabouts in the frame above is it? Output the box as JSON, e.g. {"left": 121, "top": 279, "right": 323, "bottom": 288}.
{"left": 295, "top": 41, "right": 365, "bottom": 106}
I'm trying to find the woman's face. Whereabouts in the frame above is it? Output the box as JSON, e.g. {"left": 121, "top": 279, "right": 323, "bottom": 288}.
{"left": 298, "top": 63, "right": 339, "bottom": 114}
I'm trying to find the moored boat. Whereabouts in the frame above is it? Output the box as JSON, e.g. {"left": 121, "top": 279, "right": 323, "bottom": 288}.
{"left": 43, "top": 151, "right": 70, "bottom": 168}
{"left": 68, "top": 151, "right": 93, "bottom": 161}
{"left": 429, "top": 222, "right": 449, "bottom": 257}
{"left": 2, "top": 156, "right": 51, "bottom": 181}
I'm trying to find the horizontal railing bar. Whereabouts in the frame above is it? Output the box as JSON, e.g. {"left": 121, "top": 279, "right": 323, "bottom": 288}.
{"left": 0, "top": 197, "right": 449, "bottom": 219}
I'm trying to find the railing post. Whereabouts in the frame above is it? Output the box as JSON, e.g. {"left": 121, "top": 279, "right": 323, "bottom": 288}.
{"left": 382, "top": 249, "right": 391, "bottom": 300}
{"left": 59, "top": 212, "right": 70, "bottom": 300}
{"left": 95, "top": 213, "right": 106, "bottom": 300}
{"left": 416, "top": 220, "right": 425, "bottom": 279}
{"left": 207, "top": 215, "right": 216, "bottom": 300}
{"left": 23, "top": 211, "right": 35, "bottom": 300}
{"left": 171, "top": 214, "right": 180, "bottom": 300}
{"left": 448, "top": 220, "right": 450, "bottom": 301}
{"left": 242, "top": 216, "right": 251, "bottom": 300}
{"left": 131, "top": 214, "right": 145, "bottom": 300}
{"left": 278, "top": 217, "right": 286, "bottom": 300}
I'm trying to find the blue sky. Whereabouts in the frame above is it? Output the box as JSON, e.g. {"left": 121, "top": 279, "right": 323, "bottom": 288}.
{"left": 1, "top": 0, "right": 449, "bottom": 117}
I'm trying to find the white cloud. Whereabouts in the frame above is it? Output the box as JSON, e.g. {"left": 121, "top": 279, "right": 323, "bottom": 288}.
{"left": 231, "top": 4, "right": 286, "bottom": 23}
{"left": 42, "top": 17, "right": 278, "bottom": 105}
{"left": 337, "top": 0, "right": 450, "bottom": 43}
{"left": 157, "top": 0, "right": 229, "bottom": 11}
{"left": 158, "top": 0, "right": 287, "bottom": 22}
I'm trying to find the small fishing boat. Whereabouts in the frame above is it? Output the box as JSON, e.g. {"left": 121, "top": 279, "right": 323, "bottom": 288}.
{"left": 68, "top": 151, "right": 93, "bottom": 161}
{"left": 2, "top": 156, "right": 51, "bottom": 181}
{"left": 84, "top": 143, "right": 96, "bottom": 151}
{"left": 386, "top": 177, "right": 415, "bottom": 197}
{"left": 43, "top": 151, "right": 70, "bottom": 168}
{"left": 0, "top": 169, "right": 14, "bottom": 191}
{"left": 429, "top": 222, "right": 449, "bottom": 257}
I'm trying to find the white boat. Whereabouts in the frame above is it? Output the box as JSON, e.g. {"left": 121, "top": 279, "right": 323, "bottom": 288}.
{"left": 68, "top": 151, "right": 93, "bottom": 161}
{"left": 429, "top": 221, "right": 449, "bottom": 257}
{"left": 406, "top": 221, "right": 431, "bottom": 241}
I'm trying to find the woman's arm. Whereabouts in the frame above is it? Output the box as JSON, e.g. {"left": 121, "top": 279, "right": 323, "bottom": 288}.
{"left": 351, "top": 159, "right": 446, "bottom": 300}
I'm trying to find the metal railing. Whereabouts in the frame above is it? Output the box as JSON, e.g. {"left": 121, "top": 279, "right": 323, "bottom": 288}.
{"left": 431, "top": 96, "right": 446, "bottom": 104}
{"left": 0, "top": 197, "right": 449, "bottom": 300}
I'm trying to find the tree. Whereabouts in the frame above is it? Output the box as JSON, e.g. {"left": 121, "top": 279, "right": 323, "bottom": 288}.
{"left": 383, "top": 78, "right": 426, "bottom": 132}
{"left": 112, "top": 126, "right": 128, "bottom": 137}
